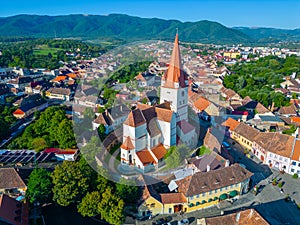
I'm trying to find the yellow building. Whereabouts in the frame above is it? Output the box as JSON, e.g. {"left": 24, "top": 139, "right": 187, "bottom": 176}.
{"left": 231, "top": 122, "right": 260, "bottom": 150}
{"left": 223, "top": 52, "right": 240, "bottom": 59}
{"left": 138, "top": 164, "right": 252, "bottom": 217}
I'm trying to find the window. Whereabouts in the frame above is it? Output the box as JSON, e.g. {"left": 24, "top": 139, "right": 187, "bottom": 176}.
{"left": 298, "top": 163, "right": 300, "bottom": 167}
{"left": 150, "top": 203, "right": 155, "bottom": 207}
{"left": 230, "top": 184, "right": 233, "bottom": 188}
{"left": 279, "top": 157, "right": 283, "bottom": 161}
{"left": 209, "top": 191, "right": 212, "bottom": 195}
{"left": 181, "top": 90, "right": 185, "bottom": 97}
{"left": 292, "top": 161, "right": 296, "bottom": 166}
{"left": 291, "top": 169, "right": 295, "bottom": 173}
{"left": 220, "top": 187, "right": 222, "bottom": 192}
{"left": 235, "top": 183, "right": 238, "bottom": 187}
{"left": 169, "top": 208, "right": 172, "bottom": 214}
{"left": 196, "top": 194, "right": 199, "bottom": 198}
{"left": 215, "top": 189, "right": 218, "bottom": 193}
{"left": 270, "top": 153, "right": 273, "bottom": 157}
{"left": 190, "top": 196, "right": 194, "bottom": 200}
{"left": 202, "top": 193, "right": 206, "bottom": 197}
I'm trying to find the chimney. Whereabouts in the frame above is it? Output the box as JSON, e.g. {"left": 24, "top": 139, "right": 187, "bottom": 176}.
{"left": 236, "top": 212, "right": 241, "bottom": 222}
{"left": 207, "top": 164, "right": 210, "bottom": 172}
{"left": 225, "top": 159, "right": 230, "bottom": 167}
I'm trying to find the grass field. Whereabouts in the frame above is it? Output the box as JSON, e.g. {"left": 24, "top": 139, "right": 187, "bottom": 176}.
{"left": 33, "top": 45, "right": 62, "bottom": 56}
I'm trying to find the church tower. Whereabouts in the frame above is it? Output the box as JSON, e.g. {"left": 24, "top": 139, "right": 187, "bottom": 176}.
{"left": 160, "top": 33, "right": 189, "bottom": 122}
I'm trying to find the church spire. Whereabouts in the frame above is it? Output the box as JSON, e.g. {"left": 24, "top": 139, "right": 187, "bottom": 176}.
{"left": 162, "top": 32, "right": 187, "bottom": 88}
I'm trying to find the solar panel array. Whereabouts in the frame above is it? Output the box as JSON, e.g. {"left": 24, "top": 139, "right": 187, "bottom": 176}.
{"left": 0, "top": 150, "right": 55, "bottom": 164}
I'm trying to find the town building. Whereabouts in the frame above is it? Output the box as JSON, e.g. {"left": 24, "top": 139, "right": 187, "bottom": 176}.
{"left": 137, "top": 164, "right": 252, "bottom": 216}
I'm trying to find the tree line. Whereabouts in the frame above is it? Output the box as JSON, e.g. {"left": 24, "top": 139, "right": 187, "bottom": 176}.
{"left": 0, "top": 39, "right": 108, "bottom": 69}
{"left": 223, "top": 55, "right": 300, "bottom": 107}
{"left": 26, "top": 157, "right": 139, "bottom": 225}
{"left": 8, "top": 106, "right": 76, "bottom": 151}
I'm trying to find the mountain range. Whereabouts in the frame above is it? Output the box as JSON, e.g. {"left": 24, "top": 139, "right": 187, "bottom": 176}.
{"left": 0, "top": 14, "right": 299, "bottom": 44}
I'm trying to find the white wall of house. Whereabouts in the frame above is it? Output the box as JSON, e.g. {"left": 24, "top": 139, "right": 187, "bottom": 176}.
{"left": 289, "top": 160, "right": 300, "bottom": 175}
{"left": 266, "top": 152, "right": 291, "bottom": 173}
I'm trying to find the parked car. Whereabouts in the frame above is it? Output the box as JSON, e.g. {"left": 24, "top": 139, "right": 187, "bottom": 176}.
{"left": 178, "top": 219, "right": 189, "bottom": 225}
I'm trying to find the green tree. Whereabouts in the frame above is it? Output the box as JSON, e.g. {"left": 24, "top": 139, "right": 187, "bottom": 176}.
{"left": 78, "top": 191, "right": 101, "bottom": 217}
{"left": 98, "top": 187, "right": 125, "bottom": 225}
{"left": 52, "top": 161, "right": 90, "bottom": 206}
{"left": 97, "top": 124, "right": 107, "bottom": 141}
{"left": 26, "top": 168, "right": 53, "bottom": 204}
{"left": 32, "top": 137, "right": 48, "bottom": 152}
{"left": 116, "top": 178, "right": 139, "bottom": 203}
{"left": 56, "top": 119, "right": 76, "bottom": 149}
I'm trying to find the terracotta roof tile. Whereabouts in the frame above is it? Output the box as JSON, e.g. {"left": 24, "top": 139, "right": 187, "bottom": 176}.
{"left": 13, "top": 109, "right": 25, "bottom": 115}
{"left": 291, "top": 139, "right": 300, "bottom": 161}
{"left": 176, "top": 164, "right": 252, "bottom": 197}
{"left": 255, "top": 133, "right": 295, "bottom": 158}
{"left": 124, "top": 109, "right": 146, "bottom": 127}
{"left": 233, "top": 123, "right": 260, "bottom": 142}
{"left": 52, "top": 75, "right": 67, "bottom": 82}
{"left": 205, "top": 209, "right": 269, "bottom": 225}
{"left": 121, "top": 136, "right": 135, "bottom": 150}
{"left": 136, "top": 149, "right": 157, "bottom": 165}
{"left": 222, "top": 118, "right": 240, "bottom": 131}
{"left": 151, "top": 144, "right": 167, "bottom": 160}
{"left": 194, "top": 96, "right": 210, "bottom": 111}
{"left": 0, "top": 168, "right": 26, "bottom": 190}
{"left": 160, "top": 193, "right": 187, "bottom": 204}
{"left": 155, "top": 107, "right": 173, "bottom": 122}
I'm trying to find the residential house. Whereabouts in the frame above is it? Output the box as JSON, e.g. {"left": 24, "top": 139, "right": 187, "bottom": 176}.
{"left": 193, "top": 96, "right": 220, "bottom": 117}
{"left": 252, "top": 132, "right": 295, "bottom": 172}
{"left": 135, "top": 72, "right": 156, "bottom": 87}
{"left": 92, "top": 104, "right": 131, "bottom": 133}
{"left": 247, "top": 114, "right": 285, "bottom": 131}
{"left": 219, "top": 87, "right": 242, "bottom": 105}
{"left": 0, "top": 168, "right": 27, "bottom": 195}
{"left": 13, "top": 94, "right": 48, "bottom": 119}
{"left": 7, "top": 77, "right": 32, "bottom": 90}
{"left": 231, "top": 122, "right": 260, "bottom": 150}
{"left": 0, "top": 194, "right": 29, "bottom": 225}
{"left": 289, "top": 139, "right": 300, "bottom": 175}
{"left": 277, "top": 104, "right": 298, "bottom": 117}
{"left": 222, "top": 118, "right": 240, "bottom": 138}
{"left": 197, "top": 209, "right": 269, "bottom": 225}
{"left": 45, "top": 87, "right": 71, "bottom": 101}
{"left": 242, "top": 96, "right": 270, "bottom": 114}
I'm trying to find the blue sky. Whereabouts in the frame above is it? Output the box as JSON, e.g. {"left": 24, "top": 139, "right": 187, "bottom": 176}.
{"left": 1, "top": 0, "right": 299, "bottom": 29}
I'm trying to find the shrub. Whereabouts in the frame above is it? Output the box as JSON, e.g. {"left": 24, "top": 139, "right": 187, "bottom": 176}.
{"left": 292, "top": 173, "right": 298, "bottom": 179}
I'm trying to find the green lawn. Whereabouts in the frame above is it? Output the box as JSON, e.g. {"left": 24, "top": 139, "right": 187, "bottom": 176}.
{"left": 33, "top": 45, "right": 62, "bottom": 56}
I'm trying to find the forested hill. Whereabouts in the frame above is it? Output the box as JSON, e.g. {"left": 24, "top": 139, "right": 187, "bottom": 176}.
{"left": 0, "top": 14, "right": 251, "bottom": 44}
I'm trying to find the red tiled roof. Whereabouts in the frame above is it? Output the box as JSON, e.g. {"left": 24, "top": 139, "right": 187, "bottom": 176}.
{"left": 292, "top": 139, "right": 300, "bottom": 161}
{"left": 160, "top": 193, "right": 187, "bottom": 204}
{"left": 124, "top": 109, "right": 146, "bottom": 127}
{"left": 13, "top": 109, "right": 25, "bottom": 115}
{"left": 44, "top": 148, "right": 77, "bottom": 155}
{"left": 151, "top": 144, "right": 167, "bottom": 160}
{"left": 121, "top": 136, "right": 135, "bottom": 150}
{"left": 194, "top": 96, "right": 210, "bottom": 111}
{"left": 136, "top": 149, "right": 157, "bottom": 166}
{"left": 52, "top": 75, "right": 67, "bottom": 82}
{"left": 222, "top": 118, "right": 240, "bottom": 131}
